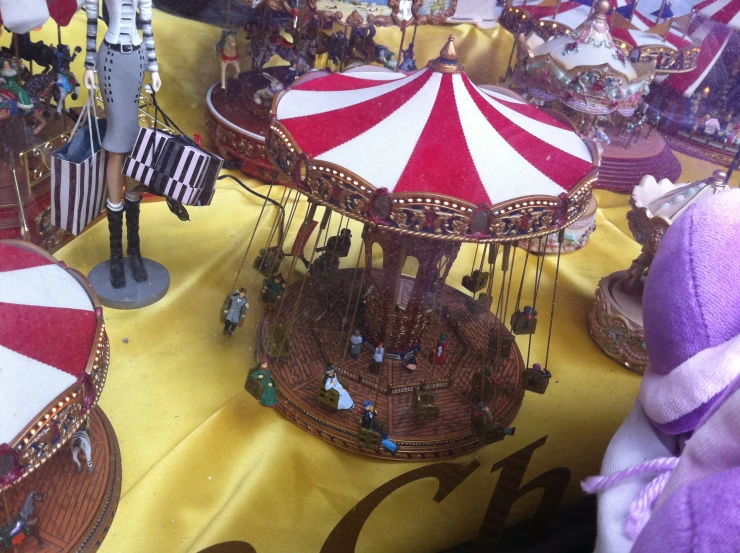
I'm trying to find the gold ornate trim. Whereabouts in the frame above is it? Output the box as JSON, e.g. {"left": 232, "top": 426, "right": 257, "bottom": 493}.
{"left": 2, "top": 240, "right": 110, "bottom": 491}
{"left": 588, "top": 270, "right": 648, "bottom": 374}
{"left": 268, "top": 121, "right": 596, "bottom": 243}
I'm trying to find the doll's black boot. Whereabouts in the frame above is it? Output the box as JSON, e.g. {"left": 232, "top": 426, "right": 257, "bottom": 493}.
{"left": 107, "top": 205, "right": 126, "bottom": 289}
{"left": 124, "top": 195, "right": 148, "bottom": 283}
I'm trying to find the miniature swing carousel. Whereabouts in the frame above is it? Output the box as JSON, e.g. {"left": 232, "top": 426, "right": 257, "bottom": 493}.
{"left": 0, "top": 240, "right": 120, "bottom": 552}
{"left": 239, "top": 35, "right": 597, "bottom": 460}
{"left": 589, "top": 169, "right": 730, "bottom": 373}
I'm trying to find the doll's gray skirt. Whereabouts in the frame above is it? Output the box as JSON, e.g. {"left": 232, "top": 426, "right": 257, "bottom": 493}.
{"left": 97, "top": 41, "right": 146, "bottom": 154}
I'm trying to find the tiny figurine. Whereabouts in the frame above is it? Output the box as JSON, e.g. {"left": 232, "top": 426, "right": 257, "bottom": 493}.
{"left": 253, "top": 245, "right": 284, "bottom": 277}
{"left": 249, "top": 360, "right": 279, "bottom": 407}
{"left": 435, "top": 334, "right": 447, "bottom": 364}
{"left": 361, "top": 400, "right": 379, "bottom": 431}
{"left": 253, "top": 73, "right": 284, "bottom": 106}
{"left": 522, "top": 362, "right": 552, "bottom": 394}
{"left": 317, "top": 228, "right": 352, "bottom": 258}
{"left": 474, "top": 401, "right": 494, "bottom": 425}
{"left": 323, "top": 366, "right": 354, "bottom": 410}
{"left": 261, "top": 273, "right": 285, "bottom": 304}
{"left": 404, "top": 354, "right": 417, "bottom": 372}
{"left": 222, "top": 288, "right": 250, "bottom": 337}
{"left": 0, "top": 491, "right": 46, "bottom": 550}
{"left": 216, "top": 30, "right": 240, "bottom": 90}
{"left": 511, "top": 306, "right": 538, "bottom": 335}
{"left": 349, "top": 330, "right": 363, "bottom": 359}
{"left": 369, "top": 342, "right": 384, "bottom": 374}
{"left": 71, "top": 427, "right": 93, "bottom": 473}
{"left": 399, "top": 42, "right": 417, "bottom": 72}
{"left": 0, "top": 60, "right": 33, "bottom": 111}
{"left": 381, "top": 432, "right": 398, "bottom": 454}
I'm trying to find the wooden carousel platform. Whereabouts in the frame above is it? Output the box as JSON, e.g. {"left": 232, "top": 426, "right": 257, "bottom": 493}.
{"left": 597, "top": 127, "right": 682, "bottom": 193}
{"left": 0, "top": 407, "right": 122, "bottom": 553}
{"left": 205, "top": 67, "right": 293, "bottom": 185}
{"left": 258, "top": 269, "right": 525, "bottom": 461}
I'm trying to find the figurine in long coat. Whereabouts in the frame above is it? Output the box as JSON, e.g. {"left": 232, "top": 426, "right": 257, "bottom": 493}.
{"left": 250, "top": 361, "right": 278, "bottom": 407}
{"left": 223, "top": 288, "right": 249, "bottom": 337}
{"left": 349, "top": 330, "right": 363, "bottom": 359}
{"left": 369, "top": 342, "right": 384, "bottom": 374}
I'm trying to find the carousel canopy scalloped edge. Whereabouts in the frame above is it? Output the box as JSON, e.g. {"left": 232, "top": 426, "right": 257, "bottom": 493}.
{"left": 268, "top": 120, "right": 598, "bottom": 244}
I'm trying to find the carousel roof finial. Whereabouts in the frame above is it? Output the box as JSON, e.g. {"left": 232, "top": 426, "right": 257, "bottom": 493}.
{"left": 428, "top": 34, "right": 464, "bottom": 74}
{"left": 592, "top": 0, "right": 611, "bottom": 17}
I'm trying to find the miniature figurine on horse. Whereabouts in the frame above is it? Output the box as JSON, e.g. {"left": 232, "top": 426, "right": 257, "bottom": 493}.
{"left": 216, "top": 30, "right": 240, "bottom": 90}
{"left": 2, "top": 33, "right": 82, "bottom": 74}
{"left": 0, "top": 491, "right": 46, "bottom": 550}
{"left": 0, "top": 61, "right": 51, "bottom": 135}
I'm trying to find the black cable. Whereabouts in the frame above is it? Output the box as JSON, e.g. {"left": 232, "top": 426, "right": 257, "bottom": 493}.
{"left": 217, "top": 174, "right": 286, "bottom": 248}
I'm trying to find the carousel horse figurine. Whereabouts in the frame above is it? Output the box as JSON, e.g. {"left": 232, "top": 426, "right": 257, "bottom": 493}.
{"left": 247, "top": 23, "right": 283, "bottom": 71}
{"left": 0, "top": 491, "right": 47, "bottom": 550}
{"left": 53, "top": 68, "right": 80, "bottom": 119}
{"left": 318, "top": 30, "right": 349, "bottom": 66}
{"left": 274, "top": 35, "right": 317, "bottom": 75}
{"left": 253, "top": 73, "right": 284, "bottom": 106}
{"left": 399, "top": 42, "right": 417, "bottom": 72}
{"left": 71, "top": 427, "right": 94, "bottom": 473}
{"left": 216, "top": 30, "right": 240, "bottom": 90}
{"left": 2, "top": 33, "right": 81, "bottom": 74}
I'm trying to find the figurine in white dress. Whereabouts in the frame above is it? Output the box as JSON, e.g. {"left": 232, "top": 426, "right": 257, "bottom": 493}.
{"left": 324, "top": 366, "right": 354, "bottom": 410}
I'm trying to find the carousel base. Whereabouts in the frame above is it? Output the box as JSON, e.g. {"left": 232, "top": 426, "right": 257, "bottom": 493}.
{"left": 588, "top": 270, "right": 648, "bottom": 374}
{"left": 257, "top": 269, "right": 526, "bottom": 461}
{"left": 88, "top": 258, "right": 170, "bottom": 310}
{"left": 205, "top": 68, "right": 293, "bottom": 185}
{"left": 0, "top": 407, "right": 121, "bottom": 553}
{"left": 597, "top": 130, "right": 682, "bottom": 194}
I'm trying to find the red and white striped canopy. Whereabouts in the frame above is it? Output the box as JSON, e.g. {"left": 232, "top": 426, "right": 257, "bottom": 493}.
{"left": 275, "top": 65, "right": 594, "bottom": 206}
{"left": 0, "top": 243, "right": 97, "bottom": 446}
{"left": 665, "top": 21, "right": 731, "bottom": 95}
{"left": 696, "top": 0, "right": 740, "bottom": 29}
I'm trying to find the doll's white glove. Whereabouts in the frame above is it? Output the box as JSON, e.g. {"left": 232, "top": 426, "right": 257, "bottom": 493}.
{"left": 150, "top": 71, "right": 162, "bottom": 93}
{"left": 83, "top": 69, "right": 96, "bottom": 90}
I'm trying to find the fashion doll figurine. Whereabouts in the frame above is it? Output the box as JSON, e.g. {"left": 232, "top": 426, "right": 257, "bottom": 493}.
{"left": 83, "top": 0, "right": 161, "bottom": 289}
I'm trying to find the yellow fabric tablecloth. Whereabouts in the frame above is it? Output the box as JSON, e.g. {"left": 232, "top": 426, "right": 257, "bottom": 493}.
{"left": 4, "top": 10, "right": 735, "bottom": 553}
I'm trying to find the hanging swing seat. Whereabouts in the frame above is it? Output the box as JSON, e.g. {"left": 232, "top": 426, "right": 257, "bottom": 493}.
{"left": 522, "top": 368, "right": 551, "bottom": 394}
{"left": 318, "top": 375, "right": 349, "bottom": 409}
{"left": 511, "top": 310, "right": 538, "bottom": 335}
{"left": 357, "top": 419, "right": 384, "bottom": 450}
{"left": 245, "top": 365, "right": 264, "bottom": 401}
{"left": 487, "top": 330, "right": 515, "bottom": 361}
{"left": 253, "top": 246, "right": 284, "bottom": 277}
{"left": 471, "top": 372, "right": 494, "bottom": 402}
{"left": 462, "top": 270, "right": 489, "bottom": 293}
{"left": 471, "top": 413, "right": 507, "bottom": 445}
{"left": 466, "top": 293, "right": 493, "bottom": 315}
{"left": 412, "top": 388, "right": 440, "bottom": 421}
{"left": 264, "top": 323, "right": 294, "bottom": 357}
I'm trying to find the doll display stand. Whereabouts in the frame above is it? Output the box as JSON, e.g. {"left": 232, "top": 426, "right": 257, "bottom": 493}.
{"left": 88, "top": 258, "right": 170, "bottom": 310}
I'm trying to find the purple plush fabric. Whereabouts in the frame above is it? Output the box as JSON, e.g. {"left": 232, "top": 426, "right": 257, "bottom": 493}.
{"left": 632, "top": 467, "right": 740, "bottom": 553}
{"left": 643, "top": 190, "right": 740, "bottom": 376}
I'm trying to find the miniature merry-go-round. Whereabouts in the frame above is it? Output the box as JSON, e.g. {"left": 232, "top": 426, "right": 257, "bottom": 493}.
{"left": 0, "top": 240, "right": 120, "bottom": 552}
{"left": 205, "top": 0, "right": 457, "bottom": 182}
{"left": 237, "top": 36, "right": 599, "bottom": 460}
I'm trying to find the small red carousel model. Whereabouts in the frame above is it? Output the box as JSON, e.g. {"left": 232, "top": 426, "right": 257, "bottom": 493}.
{"left": 0, "top": 240, "right": 119, "bottom": 552}
{"left": 242, "top": 36, "right": 597, "bottom": 460}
